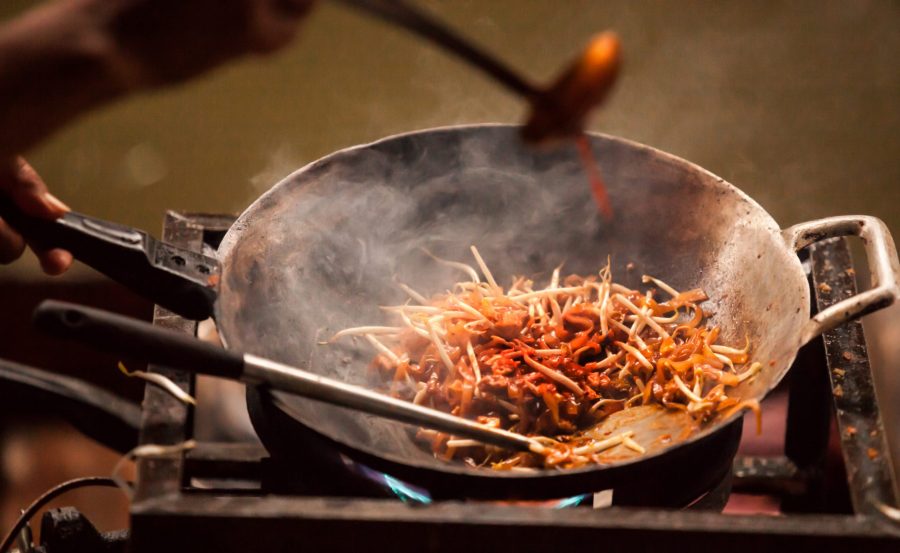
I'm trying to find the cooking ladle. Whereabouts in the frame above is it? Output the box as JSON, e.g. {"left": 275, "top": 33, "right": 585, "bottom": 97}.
{"left": 33, "top": 300, "right": 544, "bottom": 455}
{"left": 336, "top": 0, "right": 620, "bottom": 143}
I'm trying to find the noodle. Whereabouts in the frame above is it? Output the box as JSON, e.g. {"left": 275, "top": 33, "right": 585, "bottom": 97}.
{"left": 333, "top": 247, "right": 760, "bottom": 469}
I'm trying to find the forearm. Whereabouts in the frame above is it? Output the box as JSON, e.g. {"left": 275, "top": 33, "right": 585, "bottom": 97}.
{"left": 0, "top": 0, "right": 312, "bottom": 161}
{"left": 0, "top": 0, "right": 312, "bottom": 275}
{"left": 0, "top": 0, "right": 137, "bottom": 160}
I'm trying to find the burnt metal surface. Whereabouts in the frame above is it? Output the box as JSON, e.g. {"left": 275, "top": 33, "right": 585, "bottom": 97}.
{"left": 133, "top": 212, "right": 202, "bottom": 502}
{"left": 810, "top": 237, "right": 900, "bottom": 516}
{"left": 0, "top": 359, "right": 140, "bottom": 454}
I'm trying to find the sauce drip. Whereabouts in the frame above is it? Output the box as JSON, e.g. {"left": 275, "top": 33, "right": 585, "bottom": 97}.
{"left": 575, "top": 134, "right": 613, "bottom": 220}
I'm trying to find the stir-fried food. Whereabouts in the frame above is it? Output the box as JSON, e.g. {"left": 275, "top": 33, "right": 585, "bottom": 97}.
{"left": 332, "top": 246, "right": 760, "bottom": 470}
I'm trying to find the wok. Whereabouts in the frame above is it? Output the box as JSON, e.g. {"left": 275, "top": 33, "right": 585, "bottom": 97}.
{"left": 3, "top": 124, "right": 898, "bottom": 501}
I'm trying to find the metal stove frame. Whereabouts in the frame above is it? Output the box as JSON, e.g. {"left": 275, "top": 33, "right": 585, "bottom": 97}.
{"left": 127, "top": 212, "right": 900, "bottom": 552}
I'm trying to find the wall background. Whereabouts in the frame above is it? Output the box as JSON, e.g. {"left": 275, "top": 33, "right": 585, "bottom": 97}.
{"left": 0, "top": 0, "right": 896, "bottom": 283}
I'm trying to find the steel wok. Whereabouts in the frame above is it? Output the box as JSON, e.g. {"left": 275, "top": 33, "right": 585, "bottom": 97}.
{"left": 4, "top": 124, "right": 898, "bottom": 501}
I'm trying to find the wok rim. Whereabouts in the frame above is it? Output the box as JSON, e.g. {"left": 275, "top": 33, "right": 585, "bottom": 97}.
{"left": 216, "top": 123, "right": 807, "bottom": 482}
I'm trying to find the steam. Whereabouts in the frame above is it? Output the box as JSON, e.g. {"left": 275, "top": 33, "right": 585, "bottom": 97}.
{"left": 249, "top": 144, "right": 307, "bottom": 196}
{"left": 216, "top": 125, "right": 805, "bottom": 457}
{"left": 224, "top": 126, "right": 713, "bottom": 385}
{"left": 222, "top": 127, "right": 606, "bottom": 387}
{"left": 121, "top": 142, "right": 169, "bottom": 189}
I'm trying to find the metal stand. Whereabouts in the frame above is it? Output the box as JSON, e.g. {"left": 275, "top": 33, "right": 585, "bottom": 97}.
{"left": 124, "top": 213, "right": 900, "bottom": 553}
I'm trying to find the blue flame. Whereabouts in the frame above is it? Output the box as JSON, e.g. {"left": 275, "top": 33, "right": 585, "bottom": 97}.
{"left": 345, "top": 455, "right": 590, "bottom": 507}
{"left": 354, "top": 462, "right": 433, "bottom": 504}
{"left": 382, "top": 474, "right": 433, "bottom": 504}
{"left": 553, "top": 494, "right": 590, "bottom": 508}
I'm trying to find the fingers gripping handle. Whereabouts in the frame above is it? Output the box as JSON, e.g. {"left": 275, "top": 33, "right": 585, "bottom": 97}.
{"left": 33, "top": 300, "right": 244, "bottom": 380}
{"left": 782, "top": 215, "right": 900, "bottom": 345}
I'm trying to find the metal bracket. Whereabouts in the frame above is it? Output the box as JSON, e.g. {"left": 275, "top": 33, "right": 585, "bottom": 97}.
{"left": 0, "top": 198, "right": 218, "bottom": 320}
{"left": 810, "top": 237, "right": 900, "bottom": 516}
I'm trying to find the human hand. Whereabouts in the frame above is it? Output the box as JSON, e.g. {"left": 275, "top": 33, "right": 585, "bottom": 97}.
{"left": 0, "top": 157, "right": 73, "bottom": 275}
{"left": 104, "top": 0, "right": 317, "bottom": 88}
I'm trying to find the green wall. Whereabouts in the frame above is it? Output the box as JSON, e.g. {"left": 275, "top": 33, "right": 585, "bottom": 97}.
{"left": 1, "top": 0, "right": 897, "bottom": 279}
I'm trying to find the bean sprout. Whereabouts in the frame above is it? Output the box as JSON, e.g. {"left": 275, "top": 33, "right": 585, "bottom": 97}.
{"left": 331, "top": 248, "right": 760, "bottom": 469}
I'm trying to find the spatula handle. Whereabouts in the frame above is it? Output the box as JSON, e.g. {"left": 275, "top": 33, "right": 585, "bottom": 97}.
{"left": 33, "top": 300, "right": 243, "bottom": 379}
{"left": 33, "top": 300, "right": 540, "bottom": 453}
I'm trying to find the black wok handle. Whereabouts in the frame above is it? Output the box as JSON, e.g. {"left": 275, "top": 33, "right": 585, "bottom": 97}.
{"left": 34, "top": 300, "right": 244, "bottom": 380}
{"left": 0, "top": 197, "right": 218, "bottom": 320}
{"left": 0, "top": 358, "right": 141, "bottom": 454}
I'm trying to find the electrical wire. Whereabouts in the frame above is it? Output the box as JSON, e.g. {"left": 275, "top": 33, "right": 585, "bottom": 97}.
{"left": 0, "top": 476, "right": 119, "bottom": 553}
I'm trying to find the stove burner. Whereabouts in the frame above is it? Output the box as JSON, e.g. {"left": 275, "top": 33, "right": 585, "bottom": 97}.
{"left": 347, "top": 457, "right": 592, "bottom": 507}
{"left": 349, "top": 459, "right": 433, "bottom": 504}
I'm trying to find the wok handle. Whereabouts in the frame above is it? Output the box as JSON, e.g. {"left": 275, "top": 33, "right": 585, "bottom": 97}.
{"left": 0, "top": 197, "right": 218, "bottom": 320}
{"left": 782, "top": 215, "right": 900, "bottom": 345}
{"left": 0, "top": 358, "right": 141, "bottom": 454}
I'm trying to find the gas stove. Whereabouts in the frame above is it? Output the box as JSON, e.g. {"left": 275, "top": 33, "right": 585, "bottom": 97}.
{"left": 26, "top": 211, "right": 900, "bottom": 552}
